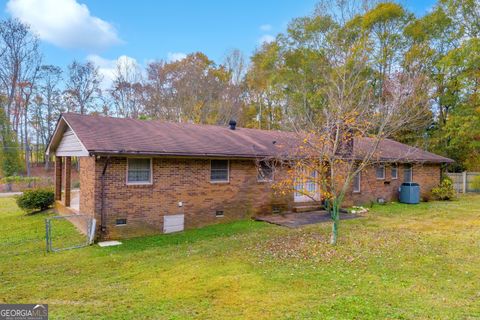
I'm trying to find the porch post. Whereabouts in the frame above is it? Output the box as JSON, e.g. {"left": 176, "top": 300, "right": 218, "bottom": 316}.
{"left": 64, "top": 156, "right": 71, "bottom": 207}
{"left": 54, "top": 156, "right": 62, "bottom": 201}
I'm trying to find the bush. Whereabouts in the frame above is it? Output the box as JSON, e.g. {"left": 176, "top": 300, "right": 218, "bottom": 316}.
{"left": 16, "top": 188, "right": 55, "bottom": 213}
{"left": 431, "top": 178, "right": 456, "bottom": 201}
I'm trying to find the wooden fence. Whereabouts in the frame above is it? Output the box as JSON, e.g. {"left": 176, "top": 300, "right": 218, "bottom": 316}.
{"left": 446, "top": 172, "right": 480, "bottom": 193}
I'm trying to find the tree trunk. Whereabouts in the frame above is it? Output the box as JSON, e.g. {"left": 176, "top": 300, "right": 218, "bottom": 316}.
{"left": 24, "top": 108, "right": 30, "bottom": 177}
{"left": 330, "top": 199, "right": 340, "bottom": 245}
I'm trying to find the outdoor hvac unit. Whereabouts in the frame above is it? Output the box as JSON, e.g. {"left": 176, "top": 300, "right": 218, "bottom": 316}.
{"left": 163, "top": 214, "right": 185, "bottom": 233}
{"left": 399, "top": 182, "right": 420, "bottom": 204}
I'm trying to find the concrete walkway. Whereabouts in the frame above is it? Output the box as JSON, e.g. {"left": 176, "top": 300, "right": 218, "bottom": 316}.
{"left": 0, "top": 192, "right": 22, "bottom": 198}
{"left": 255, "top": 210, "right": 360, "bottom": 228}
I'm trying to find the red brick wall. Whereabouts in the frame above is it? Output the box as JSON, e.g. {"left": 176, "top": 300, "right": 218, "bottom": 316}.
{"left": 78, "top": 156, "right": 442, "bottom": 239}
{"left": 344, "top": 163, "right": 441, "bottom": 206}
{"left": 79, "top": 157, "right": 97, "bottom": 219}
{"left": 81, "top": 157, "right": 286, "bottom": 239}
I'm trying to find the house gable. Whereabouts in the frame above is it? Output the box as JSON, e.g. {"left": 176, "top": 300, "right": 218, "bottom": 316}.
{"left": 46, "top": 117, "right": 89, "bottom": 157}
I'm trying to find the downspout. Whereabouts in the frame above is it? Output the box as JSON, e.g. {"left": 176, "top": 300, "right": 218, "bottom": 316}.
{"left": 100, "top": 156, "right": 111, "bottom": 235}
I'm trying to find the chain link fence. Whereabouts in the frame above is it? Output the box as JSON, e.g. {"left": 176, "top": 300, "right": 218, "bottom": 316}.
{"left": 45, "top": 215, "right": 96, "bottom": 252}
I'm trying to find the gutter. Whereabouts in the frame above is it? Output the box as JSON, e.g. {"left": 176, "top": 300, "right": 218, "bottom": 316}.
{"left": 89, "top": 150, "right": 275, "bottom": 159}
{"left": 100, "top": 156, "right": 111, "bottom": 235}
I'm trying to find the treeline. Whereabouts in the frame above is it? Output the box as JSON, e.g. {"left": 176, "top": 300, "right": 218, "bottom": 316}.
{"left": 0, "top": 0, "right": 478, "bottom": 178}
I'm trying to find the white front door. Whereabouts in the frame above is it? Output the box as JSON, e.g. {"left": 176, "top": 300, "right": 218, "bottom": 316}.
{"left": 294, "top": 170, "right": 320, "bottom": 202}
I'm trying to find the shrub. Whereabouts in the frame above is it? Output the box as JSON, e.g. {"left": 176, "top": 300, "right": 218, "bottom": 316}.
{"left": 16, "top": 188, "right": 55, "bottom": 213}
{"left": 431, "top": 178, "right": 456, "bottom": 201}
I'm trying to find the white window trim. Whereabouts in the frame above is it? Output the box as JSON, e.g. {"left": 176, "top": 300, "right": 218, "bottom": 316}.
{"left": 376, "top": 164, "right": 386, "bottom": 180}
{"left": 257, "top": 162, "right": 274, "bottom": 182}
{"left": 353, "top": 171, "right": 361, "bottom": 193}
{"left": 126, "top": 157, "right": 153, "bottom": 185}
{"left": 391, "top": 164, "right": 398, "bottom": 180}
{"left": 210, "top": 159, "right": 230, "bottom": 183}
{"left": 404, "top": 164, "right": 413, "bottom": 182}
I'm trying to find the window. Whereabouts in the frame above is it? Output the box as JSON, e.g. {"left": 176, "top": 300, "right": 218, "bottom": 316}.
{"left": 257, "top": 161, "right": 273, "bottom": 181}
{"left": 127, "top": 158, "right": 152, "bottom": 184}
{"left": 116, "top": 218, "right": 127, "bottom": 226}
{"left": 210, "top": 160, "right": 229, "bottom": 182}
{"left": 216, "top": 210, "right": 224, "bottom": 217}
{"left": 391, "top": 164, "right": 398, "bottom": 179}
{"left": 375, "top": 165, "right": 385, "bottom": 180}
{"left": 353, "top": 171, "right": 361, "bottom": 193}
{"left": 404, "top": 164, "right": 413, "bottom": 182}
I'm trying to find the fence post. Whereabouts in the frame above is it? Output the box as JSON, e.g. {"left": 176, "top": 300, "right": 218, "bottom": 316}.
{"left": 462, "top": 171, "right": 467, "bottom": 194}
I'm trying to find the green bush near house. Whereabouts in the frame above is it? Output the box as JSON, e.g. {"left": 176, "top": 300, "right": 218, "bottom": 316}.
{"left": 431, "top": 177, "right": 456, "bottom": 200}
{"left": 16, "top": 188, "right": 55, "bottom": 213}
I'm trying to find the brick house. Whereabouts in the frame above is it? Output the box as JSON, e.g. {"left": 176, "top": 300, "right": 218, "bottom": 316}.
{"left": 46, "top": 113, "right": 453, "bottom": 239}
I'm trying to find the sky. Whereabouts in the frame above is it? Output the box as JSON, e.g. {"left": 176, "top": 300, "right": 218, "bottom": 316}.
{"left": 0, "top": 0, "right": 437, "bottom": 86}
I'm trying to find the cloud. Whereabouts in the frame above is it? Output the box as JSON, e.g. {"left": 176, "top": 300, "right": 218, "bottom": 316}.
{"left": 87, "top": 54, "right": 139, "bottom": 89}
{"left": 260, "top": 24, "right": 272, "bottom": 32}
{"left": 6, "top": 0, "right": 122, "bottom": 50}
{"left": 258, "top": 34, "right": 275, "bottom": 45}
{"left": 167, "top": 52, "right": 187, "bottom": 62}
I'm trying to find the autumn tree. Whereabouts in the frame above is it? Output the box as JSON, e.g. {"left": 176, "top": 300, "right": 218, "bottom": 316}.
{"left": 408, "top": 0, "right": 480, "bottom": 169}
{"left": 266, "top": 1, "right": 431, "bottom": 244}
{"left": 144, "top": 52, "right": 242, "bottom": 124}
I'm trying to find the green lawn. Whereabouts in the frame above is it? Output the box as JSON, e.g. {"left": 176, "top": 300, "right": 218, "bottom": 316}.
{"left": 1, "top": 196, "right": 480, "bottom": 319}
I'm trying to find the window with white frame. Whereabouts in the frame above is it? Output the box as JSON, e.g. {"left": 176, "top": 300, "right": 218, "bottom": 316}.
{"left": 391, "top": 164, "right": 398, "bottom": 179}
{"left": 353, "top": 171, "right": 361, "bottom": 193}
{"left": 210, "top": 160, "right": 229, "bottom": 182}
{"left": 375, "top": 164, "right": 385, "bottom": 180}
{"left": 404, "top": 164, "right": 413, "bottom": 182}
{"left": 127, "top": 158, "right": 152, "bottom": 184}
{"left": 257, "top": 161, "right": 273, "bottom": 181}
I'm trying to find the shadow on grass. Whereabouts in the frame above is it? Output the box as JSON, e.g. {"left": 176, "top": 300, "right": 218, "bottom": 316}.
{"left": 109, "top": 219, "right": 270, "bottom": 252}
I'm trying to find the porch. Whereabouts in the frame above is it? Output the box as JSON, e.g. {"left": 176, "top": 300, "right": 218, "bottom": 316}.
{"left": 53, "top": 156, "right": 80, "bottom": 213}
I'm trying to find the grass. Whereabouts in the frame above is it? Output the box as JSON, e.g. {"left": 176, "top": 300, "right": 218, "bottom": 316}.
{"left": 1, "top": 196, "right": 480, "bottom": 319}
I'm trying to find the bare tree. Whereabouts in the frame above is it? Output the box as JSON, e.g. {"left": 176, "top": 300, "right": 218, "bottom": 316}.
{"left": 223, "top": 49, "right": 246, "bottom": 85}
{"left": 0, "top": 18, "right": 41, "bottom": 135}
{"left": 64, "top": 60, "right": 102, "bottom": 114}
{"left": 0, "top": 19, "right": 41, "bottom": 176}
{"left": 34, "top": 65, "right": 63, "bottom": 168}
{"left": 110, "top": 57, "right": 144, "bottom": 118}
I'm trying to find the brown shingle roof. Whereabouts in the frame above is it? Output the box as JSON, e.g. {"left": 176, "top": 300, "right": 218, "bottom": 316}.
{"left": 57, "top": 113, "right": 453, "bottom": 163}
{"left": 354, "top": 137, "right": 454, "bottom": 163}
{"left": 60, "top": 113, "right": 295, "bottom": 158}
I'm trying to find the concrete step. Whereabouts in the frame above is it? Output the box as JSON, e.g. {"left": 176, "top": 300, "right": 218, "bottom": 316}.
{"left": 292, "top": 205, "right": 324, "bottom": 213}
